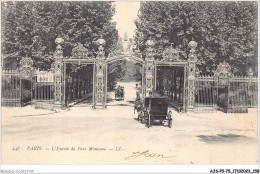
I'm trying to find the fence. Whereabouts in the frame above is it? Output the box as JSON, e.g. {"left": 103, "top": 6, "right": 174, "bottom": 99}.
{"left": 227, "top": 77, "right": 248, "bottom": 113}
{"left": 195, "top": 75, "right": 217, "bottom": 112}
{"left": 248, "top": 78, "right": 258, "bottom": 108}
{"left": 194, "top": 72, "right": 258, "bottom": 113}
{"left": 1, "top": 69, "right": 22, "bottom": 106}
{"left": 226, "top": 76, "right": 257, "bottom": 113}
{"left": 2, "top": 57, "right": 258, "bottom": 113}
{"left": 31, "top": 70, "right": 55, "bottom": 109}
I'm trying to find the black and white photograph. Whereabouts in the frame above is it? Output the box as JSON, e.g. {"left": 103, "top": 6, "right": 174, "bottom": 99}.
{"left": 1, "top": 1, "right": 259, "bottom": 173}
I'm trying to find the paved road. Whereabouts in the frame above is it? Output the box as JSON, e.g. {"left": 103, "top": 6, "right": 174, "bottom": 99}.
{"left": 2, "top": 82, "right": 258, "bottom": 164}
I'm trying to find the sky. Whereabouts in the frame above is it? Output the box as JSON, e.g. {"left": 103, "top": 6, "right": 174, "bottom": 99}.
{"left": 112, "top": 2, "right": 140, "bottom": 39}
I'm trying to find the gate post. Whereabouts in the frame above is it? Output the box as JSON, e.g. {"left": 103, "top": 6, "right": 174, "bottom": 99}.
{"left": 53, "top": 37, "right": 64, "bottom": 109}
{"left": 144, "top": 39, "right": 155, "bottom": 97}
{"left": 19, "top": 55, "right": 34, "bottom": 106}
{"left": 247, "top": 67, "right": 254, "bottom": 107}
{"left": 187, "top": 41, "right": 198, "bottom": 112}
{"left": 93, "top": 38, "right": 106, "bottom": 109}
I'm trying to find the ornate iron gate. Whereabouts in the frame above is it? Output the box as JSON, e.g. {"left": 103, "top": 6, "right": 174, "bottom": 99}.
{"left": 183, "top": 63, "right": 189, "bottom": 112}
{"left": 2, "top": 56, "right": 34, "bottom": 107}
{"left": 1, "top": 69, "right": 21, "bottom": 107}
{"left": 227, "top": 78, "right": 248, "bottom": 113}
{"left": 6, "top": 36, "right": 256, "bottom": 113}
{"left": 247, "top": 68, "right": 258, "bottom": 108}
{"left": 32, "top": 69, "right": 55, "bottom": 109}
{"left": 195, "top": 76, "right": 217, "bottom": 112}
{"left": 194, "top": 61, "right": 258, "bottom": 113}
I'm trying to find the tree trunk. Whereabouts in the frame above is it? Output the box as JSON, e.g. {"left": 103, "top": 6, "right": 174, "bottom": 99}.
{"left": 79, "top": 76, "right": 82, "bottom": 99}
{"left": 83, "top": 79, "right": 86, "bottom": 95}
{"left": 173, "top": 68, "right": 177, "bottom": 101}
{"left": 170, "top": 80, "right": 174, "bottom": 102}
{"left": 70, "top": 76, "right": 74, "bottom": 101}
{"left": 179, "top": 75, "right": 183, "bottom": 102}
{"left": 75, "top": 74, "right": 79, "bottom": 99}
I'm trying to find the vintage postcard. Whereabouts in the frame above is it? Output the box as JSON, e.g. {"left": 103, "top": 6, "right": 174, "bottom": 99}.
{"left": 1, "top": 0, "right": 258, "bottom": 171}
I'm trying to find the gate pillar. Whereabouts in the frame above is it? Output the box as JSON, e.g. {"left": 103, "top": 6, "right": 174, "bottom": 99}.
{"left": 247, "top": 67, "right": 254, "bottom": 107}
{"left": 93, "top": 38, "right": 106, "bottom": 109}
{"left": 143, "top": 39, "right": 155, "bottom": 98}
{"left": 20, "top": 55, "right": 34, "bottom": 106}
{"left": 187, "top": 41, "right": 198, "bottom": 112}
{"left": 53, "top": 37, "right": 64, "bottom": 109}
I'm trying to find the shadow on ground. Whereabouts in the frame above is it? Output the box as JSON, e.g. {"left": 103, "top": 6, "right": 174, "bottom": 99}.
{"left": 107, "top": 103, "right": 131, "bottom": 106}
{"left": 197, "top": 134, "right": 255, "bottom": 143}
{"left": 107, "top": 97, "right": 114, "bottom": 103}
{"left": 12, "top": 111, "right": 57, "bottom": 118}
{"left": 128, "top": 100, "right": 135, "bottom": 104}
{"left": 132, "top": 118, "right": 170, "bottom": 128}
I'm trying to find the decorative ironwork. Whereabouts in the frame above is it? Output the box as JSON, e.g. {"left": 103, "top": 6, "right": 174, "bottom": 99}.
{"left": 20, "top": 56, "right": 34, "bottom": 80}
{"left": 247, "top": 67, "right": 257, "bottom": 108}
{"left": 71, "top": 43, "right": 89, "bottom": 59}
{"left": 2, "top": 68, "right": 33, "bottom": 107}
{"left": 35, "top": 69, "right": 54, "bottom": 83}
{"left": 227, "top": 80, "right": 248, "bottom": 113}
{"left": 186, "top": 40, "right": 198, "bottom": 111}
{"left": 145, "top": 39, "right": 155, "bottom": 61}
{"left": 93, "top": 38, "right": 106, "bottom": 109}
{"left": 183, "top": 63, "right": 189, "bottom": 112}
{"left": 195, "top": 75, "right": 217, "bottom": 112}
{"left": 247, "top": 67, "right": 254, "bottom": 77}
{"left": 214, "top": 61, "right": 233, "bottom": 86}
{"left": 1, "top": 55, "right": 34, "bottom": 107}
{"left": 144, "top": 39, "right": 155, "bottom": 97}
{"left": 161, "top": 45, "right": 181, "bottom": 62}
{"left": 193, "top": 63, "right": 257, "bottom": 113}
{"left": 18, "top": 35, "right": 256, "bottom": 114}
{"left": 53, "top": 37, "right": 64, "bottom": 107}
{"left": 96, "top": 38, "right": 106, "bottom": 60}
{"left": 63, "top": 42, "right": 95, "bottom": 64}
{"left": 32, "top": 69, "right": 55, "bottom": 110}
{"left": 188, "top": 41, "right": 198, "bottom": 62}
{"left": 1, "top": 69, "right": 21, "bottom": 107}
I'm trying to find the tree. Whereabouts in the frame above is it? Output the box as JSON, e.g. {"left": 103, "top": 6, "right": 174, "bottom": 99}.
{"left": 135, "top": 1, "right": 257, "bottom": 101}
{"left": 135, "top": 1, "right": 257, "bottom": 75}
{"left": 2, "top": 2, "right": 121, "bottom": 102}
{"left": 107, "top": 60, "right": 126, "bottom": 90}
{"left": 2, "top": 1, "right": 118, "bottom": 70}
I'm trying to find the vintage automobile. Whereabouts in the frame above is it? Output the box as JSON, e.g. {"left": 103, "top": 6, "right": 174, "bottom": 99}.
{"left": 115, "top": 86, "right": 124, "bottom": 101}
{"left": 138, "top": 97, "right": 172, "bottom": 128}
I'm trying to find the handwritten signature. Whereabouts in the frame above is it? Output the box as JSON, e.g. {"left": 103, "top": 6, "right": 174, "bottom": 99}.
{"left": 125, "top": 150, "right": 176, "bottom": 160}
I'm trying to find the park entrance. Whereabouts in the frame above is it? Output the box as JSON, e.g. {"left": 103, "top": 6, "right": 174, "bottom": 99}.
{"left": 2, "top": 37, "right": 257, "bottom": 113}
{"left": 41, "top": 37, "right": 192, "bottom": 111}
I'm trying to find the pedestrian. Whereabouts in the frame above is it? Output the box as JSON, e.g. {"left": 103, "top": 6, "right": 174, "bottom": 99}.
{"left": 136, "top": 90, "right": 140, "bottom": 100}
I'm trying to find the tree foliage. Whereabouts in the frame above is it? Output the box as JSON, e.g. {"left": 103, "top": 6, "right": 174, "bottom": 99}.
{"left": 134, "top": 1, "right": 257, "bottom": 102}
{"left": 135, "top": 1, "right": 257, "bottom": 76}
{"left": 107, "top": 37, "right": 127, "bottom": 89}
{"left": 2, "top": 1, "right": 118, "bottom": 69}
